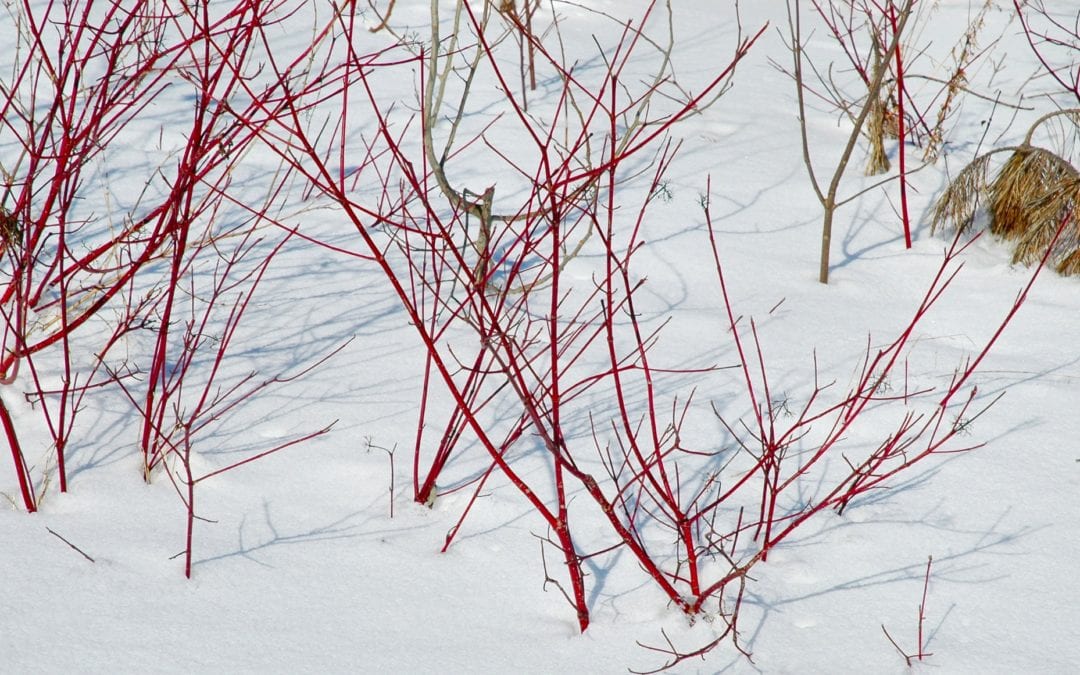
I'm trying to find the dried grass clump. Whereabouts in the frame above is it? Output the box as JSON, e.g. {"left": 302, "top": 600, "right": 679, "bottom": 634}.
{"left": 0, "top": 207, "right": 21, "bottom": 252}
{"left": 931, "top": 151, "right": 995, "bottom": 231}
{"left": 989, "top": 148, "right": 1078, "bottom": 242}
{"left": 866, "top": 95, "right": 892, "bottom": 176}
{"left": 1013, "top": 176, "right": 1080, "bottom": 266}
{"left": 931, "top": 109, "right": 1080, "bottom": 275}
{"left": 864, "top": 37, "right": 892, "bottom": 176}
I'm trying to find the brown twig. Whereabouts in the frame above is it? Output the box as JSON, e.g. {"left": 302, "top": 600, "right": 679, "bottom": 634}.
{"left": 46, "top": 527, "right": 95, "bottom": 563}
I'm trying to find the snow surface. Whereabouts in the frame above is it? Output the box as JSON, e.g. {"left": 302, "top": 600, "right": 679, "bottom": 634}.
{"left": 3, "top": 1, "right": 1079, "bottom": 673}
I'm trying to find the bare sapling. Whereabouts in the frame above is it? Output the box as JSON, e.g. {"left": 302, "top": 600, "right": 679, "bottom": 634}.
{"left": 784, "top": 0, "right": 1010, "bottom": 282}
{"left": 786, "top": 0, "right": 916, "bottom": 283}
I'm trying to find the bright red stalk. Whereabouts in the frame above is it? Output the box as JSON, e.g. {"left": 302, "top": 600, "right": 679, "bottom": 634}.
{"left": 888, "top": 1, "right": 912, "bottom": 248}
{"left": 0, "top": 396, "right": 36, "bottom": 512}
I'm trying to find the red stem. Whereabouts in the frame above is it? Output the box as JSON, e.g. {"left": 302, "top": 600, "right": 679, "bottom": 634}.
{"left": 0, "top": 395, "right": 36, "bottom": 512}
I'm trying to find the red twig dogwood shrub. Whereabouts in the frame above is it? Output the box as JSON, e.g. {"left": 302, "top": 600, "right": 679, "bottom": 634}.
{"left": 238, "top": 0, "right": 1046, "bottom": 650}
{"left": 626, "top": 204, "right": 1060, "bottom": 671}
{"left": 0, "top": 0, "right": 197, "bottom": 510}
{"left": 1, "top": 0, "right": 341, "bottom": 571}
{"left": 1014, "top": 0, "right": 1080, "bottom": 105}
{"left": 0, "top": 0, "right": 1055, "bottom": 664}
{"left": 241, "top": 0, "right": 765, "bottom": 630}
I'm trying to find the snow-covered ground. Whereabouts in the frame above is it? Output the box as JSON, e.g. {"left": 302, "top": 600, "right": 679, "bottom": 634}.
{"left": 3, "top": 1, "right": 1079, "bottom": 672}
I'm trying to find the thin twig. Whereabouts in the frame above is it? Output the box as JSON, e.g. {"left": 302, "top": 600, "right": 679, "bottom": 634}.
{"left": 46, "top": 527, "right": 95, "bottom": 563}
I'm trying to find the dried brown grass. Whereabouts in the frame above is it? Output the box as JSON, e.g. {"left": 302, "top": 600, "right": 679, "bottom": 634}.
{"left": 1013, "top": 175, "right": 1080, "bottom": 270}
{"left": 0, "top": 207, "right": 20, "bottom": 252}
{"left": 931, "top": 115, "right": 1080, "bottom": 275}
{"left": 930, "top": 150, "right": 996, "bottom": 233}
{"left": 865, "top": 36, "right": 892, "bottom": 176}
{"left": 866, "top": 96, "right": 892, "bottom": 176}
{"left": 989, "top": 148, "right": 1077, "bottom": 242}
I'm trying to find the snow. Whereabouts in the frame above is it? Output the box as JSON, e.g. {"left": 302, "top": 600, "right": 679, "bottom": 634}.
{"left": 3, "top": 1, "right": 1079, "bottom": 672}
